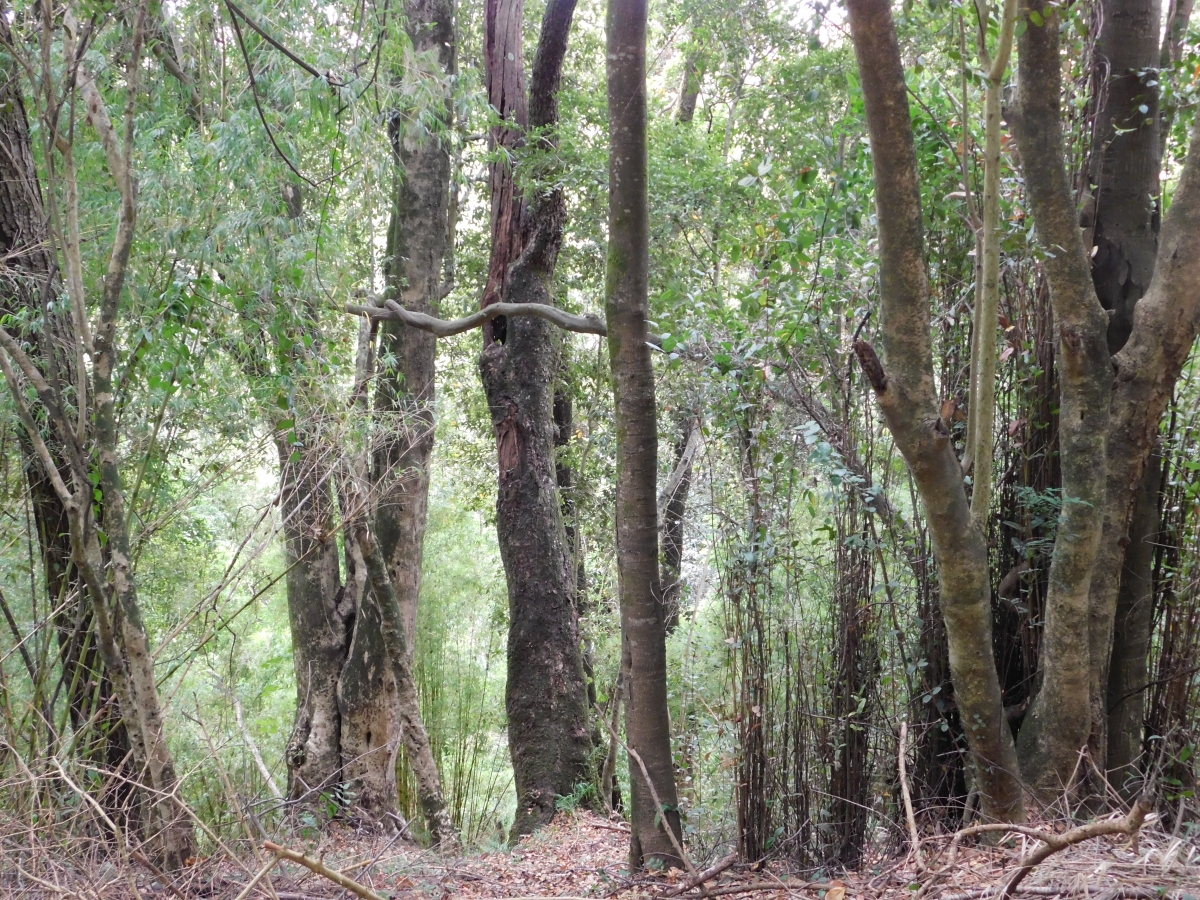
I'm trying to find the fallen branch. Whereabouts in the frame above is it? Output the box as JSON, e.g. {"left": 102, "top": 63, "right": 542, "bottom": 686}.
{"left": 676, "top": 880, "right": 834, "bottom": 898}
{"left": 232, "top": 851, "right": 283, "bottom": 900}
{"left": 898, "top": 720, "right": 926, "bottom": 872}
{"left": 659, "top": 852, "right": 739, "bottom": 897}
{"left": 261, "top": 842, "right": 386, "bottom": 900}
{"left": 346, "top": 298, "right": 664, "bottom": 347}
{"left": 1000, "top": 797, "right": 1152, "bottom": 898}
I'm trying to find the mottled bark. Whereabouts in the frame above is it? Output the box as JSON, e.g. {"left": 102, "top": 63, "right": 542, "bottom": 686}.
{"left": 1083, "top": 0, "right": 1162, "bottom": 354}
{"left": 1009, "top": 0, "right": 1114, "bottom": 797}
{"left": 676, "top": 53, "right": 704, "bottom": 125}
{"left": 481, "top": 0, "right": 591, "bottom": 838}
{"left": 338, "top": 319, "right": 401, "bottom": 823}
{"left": 277, "top": 435, "right": 351, "bottom": 803}
{"left": 374, "top": 0, "right": 454, "bottom": 651}
{"left": 606, "top": 0, "right": 684, "bottom": 868}
{"left": 967, "top": 0, "right": 1017, "bottom": 525}
{"left": 356, "top": 522, "right": 457, "bottom": 847}
{"left": 846, "top": 0, "right": 1024, "bottom": 822}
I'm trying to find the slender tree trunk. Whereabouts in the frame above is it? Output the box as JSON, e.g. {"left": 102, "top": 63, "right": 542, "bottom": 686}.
{"left": 606, "top": 0, "right": 684, "bottom": 867}
{"left": 846, "top": 0, "right": 1024, "bottom": 822}
{"left": 479, "top": 0, "right": 592, "bottom": 838}
{"left": 660, "top": 416, "right": 697, "bottom": 635}
{"left": 0, "top": 20, "right": 133, "bottom": 787}
{"left": 676, "top": 53, "right": 704, "bottom": 125}
{"left": 1105, "top": 450, "right": 1161, "bottom": 791}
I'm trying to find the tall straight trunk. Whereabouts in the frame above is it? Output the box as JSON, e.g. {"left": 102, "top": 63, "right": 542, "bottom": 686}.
{"left": 967, "top": 0, "right": 1017, "bottom": 525}
{"left": 1078, "top": 0, "right": 1164, "bottom": 778}
{"left": 374, "top": 0, "right": 454, "bottom": 650}
{"left": 606, "top": 0, "right": 684, "bottom": 868}
{"left": 479, "top": 0, "right": 592, "bottom": 838}
{"left": 846, "top": 0, "right": 1024, "bottom": 823}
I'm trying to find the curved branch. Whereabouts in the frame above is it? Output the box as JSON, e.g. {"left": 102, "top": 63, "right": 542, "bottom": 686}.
{"left": 346, "top": 298, "right": 664, "bottom": 347}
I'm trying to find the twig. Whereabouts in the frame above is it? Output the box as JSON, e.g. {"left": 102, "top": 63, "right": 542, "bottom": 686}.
{"left": 898, "top": 721, "right": 926, "bottom": 872}
{"left": 659, "top": 852, "right": 739, "bottom": 897}
{"left": 261, "top": 842, "right": 387, "bottom": 900}
{"left": 233, "top": 852, "right": 283, "bottom": 900}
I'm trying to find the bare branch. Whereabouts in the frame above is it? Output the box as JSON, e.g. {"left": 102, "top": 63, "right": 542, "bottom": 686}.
{"left": 347, "top": 297, "right": 664, "bottom": 346}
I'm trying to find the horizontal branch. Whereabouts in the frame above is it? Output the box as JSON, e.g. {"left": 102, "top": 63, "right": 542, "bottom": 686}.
{"left": 347, "top": 298, "right": 663, "bottom": 347}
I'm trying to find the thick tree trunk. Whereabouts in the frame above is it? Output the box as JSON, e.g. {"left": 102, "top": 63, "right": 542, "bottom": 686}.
{"left": 1009, "top": 0, "right": 1114, "bottom": 797}
{"left": 1079, "top": 0, "right": 1164, "bottom": 779}
{"left": 277, "top": 435, "right": 352, "bottom": 803}
{"left": 846, "top": 0, "right": 1024, "bottom": 822}
{"left": 355, "top": 521, "right": 457, "bottom": 846}
{"left": 606, "top": 0, "right": 684, "bottom": 868}
{"left": 479, "top": 0, "right": 592, "bottom": 838}
{"left": 335, "top": 318, "right": 399, "bottom": 823}
{"left": 374, "top": 0, "right": 454, "bottom": 650}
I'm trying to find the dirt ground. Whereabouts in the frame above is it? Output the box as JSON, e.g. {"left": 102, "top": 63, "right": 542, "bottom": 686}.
{"left": 5, "top": 809, "right": 1199, "bottom": 899}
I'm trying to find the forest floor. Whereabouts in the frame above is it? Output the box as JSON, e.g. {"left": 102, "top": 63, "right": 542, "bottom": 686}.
{"left": 4, "top": 810, "right": 1199, "bottom": 899}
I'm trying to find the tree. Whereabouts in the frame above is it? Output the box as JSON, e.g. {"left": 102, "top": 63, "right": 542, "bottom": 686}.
{"left": 0, "top": 5, "right": 195, "bottom": 866}
{"left": 846, "top": 0, "right": 1025, "bottom": 821}
{"left": 606, "top": 0, "right": 684, "bottom": 868}
{"left": 478, "top": 0, "right": 593, "bottom": 838}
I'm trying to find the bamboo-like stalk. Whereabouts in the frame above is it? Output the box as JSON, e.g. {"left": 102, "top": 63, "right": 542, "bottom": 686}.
{"left": 969, "top": 0, "right": 1017, "bottom": 524}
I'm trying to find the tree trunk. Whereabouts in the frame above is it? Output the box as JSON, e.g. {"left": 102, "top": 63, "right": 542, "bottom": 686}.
{"left": 1079, "top": 0, "right": 1164, "bottom": 780}
{"left": 373, "top": 0, "right": 454, "bottom": 650}
{"left": 660, "top": 416, "right": 697, "bottom": 635}
{"left": 1105, "top": 449, "right": 1161, "bottom": 791}
{"left": 355, "top": 520, "right": 457, "bottom": 847}
{"left": 479, "top": 0, "right": 592, "bottom": 838}
{"left": 277, "top": 435, "right": 352, "bottom": 804}
{"left": 0, "top": 20, "right": 133, "bottom": 788}
{"left": 1008, "top": 0, "right": 1114, "bottom": 797}
{"left": 846, "top": 0, "right": 1024, "bottom": 823}
{"left": 606, "top": 0, "right": 684, "bottom": 868}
